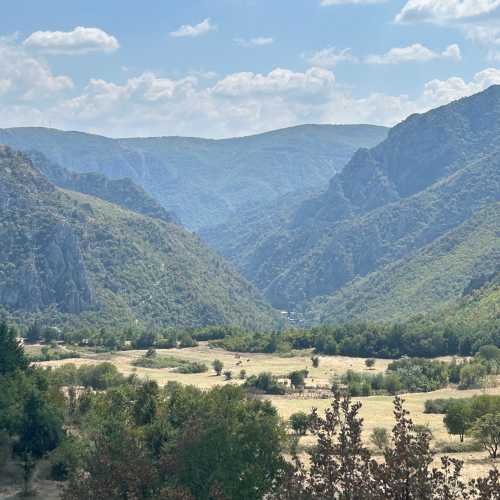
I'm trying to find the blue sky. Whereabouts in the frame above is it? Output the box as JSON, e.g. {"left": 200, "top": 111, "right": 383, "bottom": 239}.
{"left": 2, "top": 0, "right": 500, "bottom": 137}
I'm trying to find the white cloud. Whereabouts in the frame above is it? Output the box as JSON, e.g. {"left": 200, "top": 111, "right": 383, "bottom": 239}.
{"left": 211, "top": 67, "right": 336, "bottom": 98}
{"left": 234, "top": 37, "right": 274, "bottom": 48}
{"left": 1, "top": 36, "right": 499, "bottom": 138}
{"left": 170, "top": 19, "right": 216, "bottom": 38}
{"left": 320, "top": 0, "right": 386, "bottom": 5}
{"left": 23, "top": 26, "right": 119, "bottom": 54}
{"left": 396, "top": 0, "right": 500, "bottom": 57}
{"left": 396, "top": 0, "right": 500, "bottom": 23}
{"left": 0, "top": 41, "right": 73, "bottom": 100}
{"left": 366, "top": 43, "right": 461, "bottom": 64}
{"left": 305, "top": 47, "right": 358, "bottom": 67}
{"left": 422, "top": 67, "right": 500, "bottom": 105}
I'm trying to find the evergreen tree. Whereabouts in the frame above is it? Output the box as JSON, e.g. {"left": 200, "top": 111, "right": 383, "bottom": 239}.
{"left": 0, "top": 320, "right": 28, "bottom": 375}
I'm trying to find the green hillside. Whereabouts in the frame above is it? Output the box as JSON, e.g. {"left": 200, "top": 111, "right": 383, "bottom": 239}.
{"left": 0, "top": 146, "right": 277, "bottom": 330}
{"left": 308, "top": 202, "right": 500, "bottom": 323}
{"left": 0, "top": 124, "right": 388, "bottom": 230}
{"left": 204, "top": 86, "right": 500, "bottom": 322}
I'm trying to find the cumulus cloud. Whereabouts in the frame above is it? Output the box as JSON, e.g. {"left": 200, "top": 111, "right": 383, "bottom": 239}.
{"left": 1, "top": 36, "right": 499, "bottom": 137}
{"left": 365, "top": 43, "right": 461, "bottom": 64}
{"left": 396, "top": 0, "right": 500, "bottom": 23}
{"left": 422, "top": 67, "right": 500, "bottom": 105}
{"left": 0, "top": 41, "right": 73, "bottom": 99}
{"left": 212, "top": 67, "right": 336, "bottom": 97}
{"left": 304, "top": 47, "right": 358, "bottom": 67}
{"left": 234, "top": 37, "right": 274, "bottom": 48}
{"left": 170, "top": 19, "right": 216, "bottom": 38}
{"left": 48, "top": 66, "right": 500, "bottom": 138}
{"left": 396, "top": 0, "right": 500, "bottom": 57}
{"left": 23, "top": 26, "right": 119, "bottom": 54}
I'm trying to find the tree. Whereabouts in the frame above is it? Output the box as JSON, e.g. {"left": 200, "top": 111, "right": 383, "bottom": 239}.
{"left": 212, "top": 359, "right": 224, "bottom": 376}
{"left": 14, "top": 390, "right": 64, "bottom": 495}
{"left": 289, "top": 370, "right": 307, "bottom": 389}
{"left": 370, "top": 427, "right": 389, "bottom": 451}
{"left": 444, "top": 400, "right": 472, "bottom": 442}
{"left": 0, "top": 321, "right": 28, "bottom": 375}
{"left": 239, "top": 369, "right": 247, "bottom": 380}
{"left": 311, "top": 356, "right": 320, "bottom": 368}
{"left": 179, "top": 335, "right": 198, "bottom": 348}
{"left": 25, "top": 322, "right": 43, "bottom": 344}
{"left": 224, "top": 371, "right": 233, "bottom": 381}
{"left": 384, "top": 373, "right": 402, "bottom": 395}
{"left": 365, "top": 358, "right": 376, "bottom": 369}
{"left": 165, "top": 386, "right": 287, "bottom": 500}
{"left": 470, "top": 413, "right": 500, "bottom": 459}
{"left": 289, "top": 412, "right": 309, "bottom": 436}
{"left": 459, "top": 363, "right": 487, "bottom": 389}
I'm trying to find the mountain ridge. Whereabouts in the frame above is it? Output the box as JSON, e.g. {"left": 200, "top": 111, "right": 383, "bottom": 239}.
{"left": 0, "top": 124, "right": 388, "bottom": 230}
{"left": 204, "top": 85, "right": 500, "bottom": 321}
{"left": 0, "top": 146, "right": 278, "bottom": 330}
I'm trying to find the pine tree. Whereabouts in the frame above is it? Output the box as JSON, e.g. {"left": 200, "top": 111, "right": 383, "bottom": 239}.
{"left": 0, "top": 320, "right": 29, "bottom": 375}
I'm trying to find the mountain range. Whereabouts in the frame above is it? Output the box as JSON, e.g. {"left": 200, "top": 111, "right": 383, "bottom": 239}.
{"left": 0, "top": 124, "right": 388, "bottom": 230}
{"left": 0, "top": 146, "right": 277, "bottom": 330}
{"left": 204, "top": 85, "right": 500, "bottom": 322}
{"left": 1, "top": 86, "right": 499, "bottom": 329}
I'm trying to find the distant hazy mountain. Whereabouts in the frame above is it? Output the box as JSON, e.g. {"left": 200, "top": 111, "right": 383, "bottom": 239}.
{"left": 0, "top": 124, "right": 388, "bottom": 230}
{"left": 205, "top": 86, "right": 500, "bottom": 321}
{"left": 25, "top": 150, "right": 177, "bottom": 224}
{"left": 0, "top": 146, "right": 277, "bottom": 330}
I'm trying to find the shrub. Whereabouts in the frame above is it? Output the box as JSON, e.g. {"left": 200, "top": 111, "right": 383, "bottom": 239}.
{"left": 174, "top": 362, "right": 208, "bottom": 374}
{"left": 244, "top": 372, "right": 286, "bottom": 395}
{"left": 212, "top": 359, "right": 224, "bottom": 376}
{"left": 289, "top": 412, "right": 310, "bottom": 436}
{"left": 370, "top": 427, "right": 389, "bottom": 451}
{"left": 365, "top": 358, "right": 376, "bottom": 369}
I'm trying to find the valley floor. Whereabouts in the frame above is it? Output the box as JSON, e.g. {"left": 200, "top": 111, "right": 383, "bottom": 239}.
{"left": 5, "top": 343, "right": 497, "bottom": 498}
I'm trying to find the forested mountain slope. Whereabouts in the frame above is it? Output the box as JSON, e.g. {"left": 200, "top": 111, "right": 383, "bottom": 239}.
{"left": 0, "top": 146, "right": 277, "bottom": 329}
{"left": 205, "top": 86, "right": 500, "bottom": 320}
{"left": 308, "top": 203, "right": 500, "bottom": 323}
{"left": 25, "top": 150, "right": 177, "bottom": 224}
{"left": 0, "top": 124, "right": 388, "bottom": 230}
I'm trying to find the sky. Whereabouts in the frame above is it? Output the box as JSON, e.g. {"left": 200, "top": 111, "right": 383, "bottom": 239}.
{"left": 2, "top": 0, "right": 500, "bottom": 138}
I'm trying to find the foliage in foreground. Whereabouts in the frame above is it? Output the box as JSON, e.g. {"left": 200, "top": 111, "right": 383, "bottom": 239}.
{"left": 277, "top": 394, "right": 500, "bottom": 500}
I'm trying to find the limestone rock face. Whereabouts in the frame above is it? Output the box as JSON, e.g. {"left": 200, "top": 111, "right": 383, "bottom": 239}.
{"left": 0, "top": 146, "right": 94, "bottom": 314}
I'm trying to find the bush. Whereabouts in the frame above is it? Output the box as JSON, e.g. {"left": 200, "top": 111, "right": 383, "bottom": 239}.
{"left": 49, "top": 437, "right": 84, "bottom": 481}
{"left": 212, "top": 359, "right": 224, "bottom": 376}
{"left": 289, "top": 412, "right": 310, "bottom": 436}
{"left": 174, "top": 362, "right": 208, "bottom": 374}
{"left": 156, "top": 337, "right": 177, "bottom": 349}
{"left": 179, "top": 335, "right": 198, "bottom": 348}
{"left": 244, "top": 372, "right": 286, "bottom": 395}
{"left": 424, "top": 398, "right": 455, "bottom": 414}
{"left": 365, "top": 358, "right": 376, "bottom": 369}
{"left": 370, "top": 427, "right": 389, "bottom": 451}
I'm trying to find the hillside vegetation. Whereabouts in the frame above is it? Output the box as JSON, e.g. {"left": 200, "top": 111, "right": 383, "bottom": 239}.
{"left": 0, "top": 124, "right": 387, "bottom": 229}
{"left": 0, "top": 146, "right": 277, "bottom": 330}
{"left": 205, "top": 86, "right": 500, "bottom": 322}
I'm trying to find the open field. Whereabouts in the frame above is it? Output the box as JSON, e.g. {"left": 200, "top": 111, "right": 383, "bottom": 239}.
{"left": 37, "top": 343, "right": 394, "bottom": 388}
{"left": 36, "top": 344, "right": 500, "bottom": 482}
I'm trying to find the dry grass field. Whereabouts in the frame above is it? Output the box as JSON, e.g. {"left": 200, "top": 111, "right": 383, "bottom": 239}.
{"left": 36, "top": 344, "right": 499, "bottom": 483}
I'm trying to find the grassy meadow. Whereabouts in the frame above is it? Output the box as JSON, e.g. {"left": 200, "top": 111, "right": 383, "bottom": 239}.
{"left": 34, "top": 343, "right": 500, "bottom": 481}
